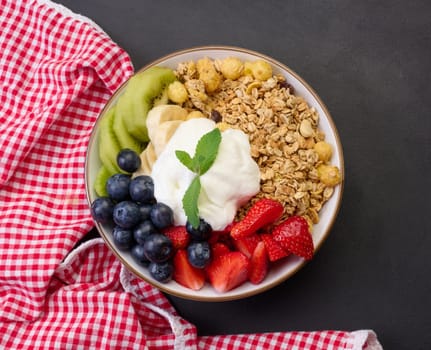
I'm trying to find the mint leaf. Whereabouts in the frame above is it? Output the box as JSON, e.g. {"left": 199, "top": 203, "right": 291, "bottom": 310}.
{"left": 175, "top": 150, "right": 194, "bottom": 172}
{"left": 193, "top": 128, "right": 221, "bottom": 175}
{"left": 182, "top": 176, "right": 201, "bottom": 228}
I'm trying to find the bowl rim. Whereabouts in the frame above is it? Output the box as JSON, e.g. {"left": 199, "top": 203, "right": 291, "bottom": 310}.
{"left": 85, "top": 45, "right": 345, "bottom": 301}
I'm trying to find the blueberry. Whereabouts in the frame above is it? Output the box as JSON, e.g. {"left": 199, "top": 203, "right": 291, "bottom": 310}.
{"left": 91, "top": 197, "right": 114, "bottom": 224}
{"left": 113, "top": 201, "right": 141, "bottom": 229}
{"left": 186, "top": 218, "right": 212, "bottom": 241}
{"left": 138, "top": 203, "right": 153, "bottom": 221}
{"left": 150, "top": 203, "right": 174, "bottom": 229}
{"left": 148, "top": 261, "right": 173, "bottom": 283}
{"left": 129, "top": 175, "right": 154, "bottom": 203}
{"left": 112, "top": 226, "right": 134, "bottom": 250}
{"left": 187, "top": 241, "right": 211, "bottom": 268}
{"left": 117, "top": 149, "right": 141, "bottom": 173}
{"left": 131, "top": 244, "right": 150, "bottom": 266}
{"left": 133, "top": 220, "right": 158, "bottom": 245}
{"left": 106, "top": 174, "right": 131, "bottom": 202}
{"left": 143, "top": 233, "right": 173, "bottom": 263}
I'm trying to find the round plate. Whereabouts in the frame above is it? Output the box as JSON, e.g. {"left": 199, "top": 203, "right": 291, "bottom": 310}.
{"left": 85, "top": 46, "right": 344, "bottom": 301}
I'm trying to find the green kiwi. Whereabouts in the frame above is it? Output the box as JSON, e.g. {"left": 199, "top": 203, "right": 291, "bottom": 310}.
{"left": 98, "top": 107, "right": 122, "bottom": 174}
{"left": 153, "top": 87, "right": 170, "bottom": 106}
{"left": 116, "top": 66, "right": 177, "bottom": 142}
{"left": 112, "top": 104, "right": 143, "bottom": 154}
{"left": 94, "top": 165, "right": 111, "bottom": 197}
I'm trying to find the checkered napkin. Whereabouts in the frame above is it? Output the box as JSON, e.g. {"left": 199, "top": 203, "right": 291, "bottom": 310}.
{"left": 0, "top": 1, "right": 383, "bottom": 349}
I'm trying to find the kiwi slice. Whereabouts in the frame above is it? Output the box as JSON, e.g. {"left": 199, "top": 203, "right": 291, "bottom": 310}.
{"left": 112, "top": 104, "right": 143, "bottom": 154}
{"left": 98, "top": 107, "right": 122, "bottom": 174}
{"left": 94, "top": 165, "right": 111, "bottom": 197}
{"left": 153, "top": 87, "right": 170, "bottom": 106}
{"left": 116, "top": 66, "right": 177, "bottom": 142}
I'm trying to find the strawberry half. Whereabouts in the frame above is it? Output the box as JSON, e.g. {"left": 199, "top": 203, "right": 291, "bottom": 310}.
{"left": 206, "top": 251, "right": 250, "bottom": 293}
{"left": 210, "top": 242, "right": 231, "bottom": 259}
{"left": 261, "top": 233, "right": 290, "bottom": 262}
{"left": 162, "top": 226, "right": 190, "bottom": 250}
{"left": 232, "top": 233, "right": 261, "bottom": 258}
{"left": 173, "top": 249, "right": 206, "bottom": 290}
{"left": 272, "top": 216, "right": 314, "bottom": 260}
{"left": 230, "top": 198, "right": 283, "bottom": 239}
{"left": 248, "top": 241, "right": 269, "bottom": 284}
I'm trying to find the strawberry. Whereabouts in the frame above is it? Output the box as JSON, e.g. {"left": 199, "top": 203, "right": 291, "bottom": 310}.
{"left": 248, "top": 241, "right": 269, "bottom": 284}
{"left": 173, "top": 249, "right": 206, "bottom": 291}
{"left": 232, "top": 233, "right": 260, "bottom": 258}
{"left": 230, "top": 198, "right": 283, "bottom": 239}
{"left": 260, "top": 233, "right": 290, "bottom": 262}
{"left": 206, "top": 251, "right": 250, "bottom": 293}
{"left": 162, "top": 226, "right": 190, "bottom": 250}
{"left": 210, "top": 242, "right": 231, "bottom": 259}
{"left": 272, "top": 216, "right": 314, "bottom": 260}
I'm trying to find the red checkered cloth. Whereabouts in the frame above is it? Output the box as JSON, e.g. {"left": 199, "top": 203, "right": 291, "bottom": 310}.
{"left": 0, "top": 0, "right": 383, "bottom": 349}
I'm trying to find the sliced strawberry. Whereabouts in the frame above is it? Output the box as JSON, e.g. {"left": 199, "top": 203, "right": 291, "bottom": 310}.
{"left": 211, "top": 242, "right": 231, "bottom": 259}
{"left": 272, "top": 216, "right": 314, "bottom": 260}
{"left": 162, "top": 226, "right": 190, "bottom": 250}
{"left": 206, "top": 251, "right": 250, "bottom": 293}
{"left": 261, "top": 233, "right": 290, "bottom": 262}
{"left": 232, "top": 233, "right": 260, "bottom": 258}
{"left": 173, "top": 250, "right": 206, "bottom": 290}
{"left": 248, "top": 241, "right": 269, "bottom": 284}
{"left": 230, "top": 198, "right": 284, "bottom": 239}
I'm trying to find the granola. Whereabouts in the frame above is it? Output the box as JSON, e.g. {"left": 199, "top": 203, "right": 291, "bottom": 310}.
{"left": 174, "top": 57, "right": 342, "bottom": 228}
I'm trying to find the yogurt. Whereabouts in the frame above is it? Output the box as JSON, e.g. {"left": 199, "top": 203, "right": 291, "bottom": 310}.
{"left": 151, "top": 118, "right": 260, "bottom": 230}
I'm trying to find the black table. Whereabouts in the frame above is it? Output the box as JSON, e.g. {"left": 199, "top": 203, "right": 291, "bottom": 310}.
{"left": 57, "top": 1, "right": 431, "bottom": 348}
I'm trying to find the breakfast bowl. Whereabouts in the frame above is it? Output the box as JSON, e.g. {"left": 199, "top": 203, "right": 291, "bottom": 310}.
{"left": 85, "top": 46, "right": 344, "bottom": 301}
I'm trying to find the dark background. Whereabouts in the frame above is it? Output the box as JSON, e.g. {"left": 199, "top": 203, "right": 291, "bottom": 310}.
{"left": 57, "top": 1, "right": 431, "bottom": 348}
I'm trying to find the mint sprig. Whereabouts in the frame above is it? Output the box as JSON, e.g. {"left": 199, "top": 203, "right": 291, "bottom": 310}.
{"left": 175, "top": 128, "right": 222, "bottom": 228}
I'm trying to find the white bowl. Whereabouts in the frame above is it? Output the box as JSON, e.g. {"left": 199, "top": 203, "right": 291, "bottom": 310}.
{"left": 85, "top": 46, "right": 344, "bottom": 301}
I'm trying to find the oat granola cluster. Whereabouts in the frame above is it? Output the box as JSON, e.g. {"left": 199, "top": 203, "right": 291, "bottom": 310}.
{"left": 172, "top": 57, "right": 342, "bottom": 228}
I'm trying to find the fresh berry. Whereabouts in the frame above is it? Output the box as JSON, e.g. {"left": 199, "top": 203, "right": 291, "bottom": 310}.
{"left": 112, "top": 201, "right": 141, "bottom": 229}
{"left": 129, "top": 175, "right": 154, "bottom": 203}
{"left": 206, "top": 251, "right": 250, "bottom": 293}
{"left": 133, "top": 220, "right": 158, "bottom": 245}
{"left": 230, "top": 198, "right": 284, "bottom": 239}
{"left": 248, "top": 241, "right": 269, "bottom": 284}
{"left": 232, "top": 233, "right": 260, "bottom": 258}
{"left": 162, "top": 226, "right": 190, "bottom": 250}
{"left": 150, "top": 202, "right": 174, "bottom": 229}
{"left": 138, "top": 203, "right": 153, "bottom": 221}
{"left": 91, "top": 197, "right": 115, "bottom": 224}
{"left": 143, "top": 233, "right": 174, "bottom": 263}
{"left": 186, "top": 218, "right": 212, "bottom": 241}
{"left": 112, "top": 226, "right": 134, "bottom": 250}
{"left": 106, "top": 173, "right": 131, "bottom": 202}
{"left": 187, "top": 241, "right": 211, "bottom": 269}
{"left": 148, "top": 261, "right": 173, "bottom": 283}
{"left": 173, "top": 250, "right": 206, "bottom": 290}
{"left": 131, "top": 244, "right": 150, "bottom": 266}
{"left": 117, "top": 149, "right": 142, "bottom": 173}
{"left": 260, "top": 233, "right": 289, "bottom": 262}
{"left": 210, "top": 242, "right": 230, "bottom": 259}
{"left": 272, "top": 216, "right": 314, "bottom": 260}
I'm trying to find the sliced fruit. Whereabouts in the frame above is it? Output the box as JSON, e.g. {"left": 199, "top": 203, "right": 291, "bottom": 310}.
{"left": 112, "top": 105, "right": 143, "bottom": 154}
{"left": 98, "top": 107, "right": 122, "bottom": 174}
{"left": 162, "top": 225, "right": 190, "bottom": 250}
{"left": 210, "top": 242, "right": 230, "bottom": 259}
{"left": 232, "top": 233, "right": 260, "bottom": 259}
{"left": 116, "top": 66, "right": 177, "bottom": 142}
{"left": 260, "top": 233, "right": 290, "bottom": 262}
{"left": 248, "top": 241, "right": 269, "bottom": 284}
{"left": 93, "top": 165, "right": 111, "bottom": 197}
{"left": 230, "top": 198, "right": 284, "bottom": 239}
{"left": 206, "top": 251, "right": 250, "bottom": 293}
{"left": 272, "top": 216, "right": 314, "bottom": 260}
{"left": 153, "top": 87, "right": 169, "bottom": 106}
{"left": 173, "top": 249, "right": 206, "bottom": 291}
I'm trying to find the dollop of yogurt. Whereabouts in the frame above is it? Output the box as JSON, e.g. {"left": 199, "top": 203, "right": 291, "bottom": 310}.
{"left": 151, "top": 118, "right": 260, "bottom": 230}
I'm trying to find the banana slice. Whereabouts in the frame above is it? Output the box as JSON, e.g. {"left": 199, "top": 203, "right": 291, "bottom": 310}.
{"left": 146, "top": 104, "right": 188, "bottom": 143}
